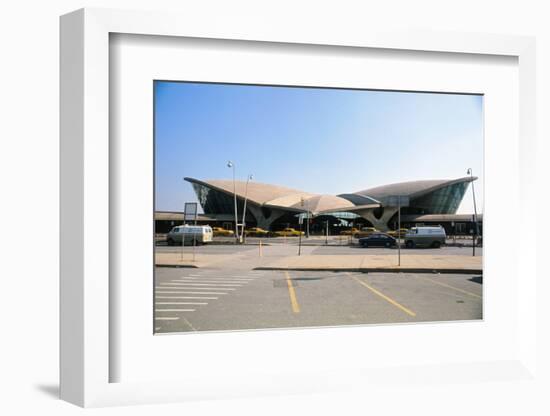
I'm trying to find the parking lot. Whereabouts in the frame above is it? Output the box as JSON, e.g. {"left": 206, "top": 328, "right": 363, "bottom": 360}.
{"left": 154, "top": 241, "right": 482, "bottom": 333}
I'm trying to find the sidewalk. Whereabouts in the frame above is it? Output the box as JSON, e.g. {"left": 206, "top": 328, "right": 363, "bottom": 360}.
{"left": 156, "top": 251, "right": 482, "bottom": 274}
{"left": 255, "top": 254, "right": 482, "bottom": 274}
{"left": 155, "top": 252, "right": 236, "bottom": 268}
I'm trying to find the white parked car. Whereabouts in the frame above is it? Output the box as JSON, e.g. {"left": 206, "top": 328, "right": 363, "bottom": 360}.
{"left": 404, "top": 226, "right": 446, "bottom": 248}
{"left": 166, "top": 225, "right": 213, "bottom": 245}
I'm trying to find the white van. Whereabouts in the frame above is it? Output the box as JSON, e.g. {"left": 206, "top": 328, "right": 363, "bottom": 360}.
{"left": 404, "top": 226, "right": 446, "bottom": 248}
{"left": 166, "top": 225, "right": 213, "bottom": 245}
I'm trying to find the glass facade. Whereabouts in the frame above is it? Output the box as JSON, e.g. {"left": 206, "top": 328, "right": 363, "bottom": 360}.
{"left": 191, "top": 183, "right": 255, "bottom": 221}
{"left": 410, "top": 182, "right": 469, "bottom": 214}
{"left": 307, "top": 211, "right": 360, "bottom": 220}
{"left": 192, "top": 183, "right": 235, "bottom": 214}
{"left": 337, "top": 193, "right": 379, "bottom": 205}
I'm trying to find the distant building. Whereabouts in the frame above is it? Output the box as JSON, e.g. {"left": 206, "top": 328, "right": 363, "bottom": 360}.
{"left": 155, "top": 176, "right": 481, "bottom": 234}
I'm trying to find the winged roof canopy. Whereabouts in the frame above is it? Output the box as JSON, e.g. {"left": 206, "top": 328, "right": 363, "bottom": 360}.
{"left": 184, "top": 176, "right": 475, "bottom": 216}
{"left": 353, "top": 177, "right": 476, "bottom": 201}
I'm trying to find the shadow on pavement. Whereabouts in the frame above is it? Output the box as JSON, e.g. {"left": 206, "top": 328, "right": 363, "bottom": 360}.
{"left": 469, "top": 275, "right": 483, "bottom": 284}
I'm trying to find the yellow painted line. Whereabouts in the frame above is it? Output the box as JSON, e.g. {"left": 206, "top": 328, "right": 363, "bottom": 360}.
{"left": 347, "top": 273, "right": 416, "bottom": 317}
{"left": 284, "top": 271, "right": 301, "bottom": 313}
{"left": 417, "top": 275, "right": 482, "bottom": 299}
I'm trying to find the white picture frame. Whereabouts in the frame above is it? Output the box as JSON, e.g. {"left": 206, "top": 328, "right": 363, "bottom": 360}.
{"left": 60, "top": 8, "right": 537, "bottom": 408}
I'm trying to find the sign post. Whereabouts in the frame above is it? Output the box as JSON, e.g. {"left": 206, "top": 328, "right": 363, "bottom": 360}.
{"left": 467, "top": 168, "right": 479, "bottom": 257}
{"left": 298, "top": 197, "right": 306, "bottom": 255}
{"left": 298, "top": 214, "right": 303, "bottom": 256}
{"left": 451, "top": 221, "right": 456, "bottom": 245}
{"left": 472, "top": 214, "right": 477, "bottom": 257}
{"left": 306, "top": 201, "right": 310, "bottom": 239}
{"left": 387, "top": 196, "right": 409, "bottom": 267}
{"left": 184, "top": 202, "right": 198, "bottom": 262}
{"left": 398, "top": 198, "right": 401, "bottom": 266}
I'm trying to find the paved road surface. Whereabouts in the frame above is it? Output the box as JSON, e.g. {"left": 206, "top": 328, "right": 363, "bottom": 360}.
{"left": 154, "top": 268, "right": 482, "bottom": 333}
{"left": 156, "top": 243, "right": 483, "bottom": 257}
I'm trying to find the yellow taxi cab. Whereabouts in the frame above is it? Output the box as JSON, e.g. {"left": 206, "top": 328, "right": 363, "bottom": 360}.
{"left": 340, "top": 227, "right": 360, "bottom": 236}
{"left": 273, "top": 227, "right": 304, "bottom": 237}
{"left": 245, "top": 227, "right": 269, "bottom": 237}
{"left": 354, "top": 227, "right": 379, "bottom": 238}
{"left": 212, "top": 226, "right": 235, "bottom": 237}
{"left": 387, "top": 228, "right": 409, "bottom": 238}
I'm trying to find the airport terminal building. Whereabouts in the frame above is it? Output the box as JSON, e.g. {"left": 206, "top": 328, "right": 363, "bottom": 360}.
{"left": 155, "top": 176, "right": 482, "bottom": 235}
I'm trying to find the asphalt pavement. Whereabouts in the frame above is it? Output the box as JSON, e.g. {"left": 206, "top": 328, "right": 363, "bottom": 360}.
{"left": 154, "top": 267, "right": 482, "bottom": 333}
{"left": 156, "top": 242, "right": 483, "bottom": 257}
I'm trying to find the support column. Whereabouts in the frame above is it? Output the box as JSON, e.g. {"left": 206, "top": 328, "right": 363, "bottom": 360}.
{"left": 247, "top": 205, "right": 286, "bottom": 230}
{"left": 355, "top": 207, "right": 399, "bottom": 231}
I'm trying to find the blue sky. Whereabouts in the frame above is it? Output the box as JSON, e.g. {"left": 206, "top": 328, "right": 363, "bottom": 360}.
{"left": 155, "top": 81, "right": 483, "bottom": 214}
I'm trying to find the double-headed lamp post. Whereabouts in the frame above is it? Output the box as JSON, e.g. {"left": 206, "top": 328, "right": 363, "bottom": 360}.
{"left": 240, "top": 174, "right": 253, "bottom": 243}
{"left": 227, "top": 161, "right": 238, "bottom": 243}
{"left": 467, "top": 168, "right": 479, "bottom": 256}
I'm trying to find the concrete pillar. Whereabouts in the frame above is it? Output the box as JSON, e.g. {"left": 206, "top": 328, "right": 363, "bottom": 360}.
{"left": 355, "top": 207, "right": 398, "bottom": 231}
{"left": 247, "top": 204, "right": 286, "bottom": 230}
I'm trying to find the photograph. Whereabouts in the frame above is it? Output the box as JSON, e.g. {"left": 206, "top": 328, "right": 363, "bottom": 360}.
{"left": 153, "top": 81, "right": 483, "bottom": 334}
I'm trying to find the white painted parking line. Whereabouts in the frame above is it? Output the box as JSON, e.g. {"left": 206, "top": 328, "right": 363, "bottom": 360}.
{"left": 184, "top": 274, "right": 257, "bottom": 279}
{"left": 161, "top": 283, "right": 239, "bottom": 288}
{"left": 159, "top": 285, "right": 236, "bottom": 291}
{"left": 172, "top": 276, "right": 252, "bottom": 282}
{"left": 154, "top": 296, "right": 218, "bottom": 300}
{"left": 167, "top": 287, "right": 237, "bottom": 290}
{"left": 162, "top": 281, "right": 242, "bottom": 285}
{"left": 172, "top": 278, "right": 248, "bottom": 281}
{"left": 154, "top": 300, "right": 208, "bottom": 304}
{"left": 208, "top": 276, "right": 252, "bottom": 279}
{"left": 158, "top": 289, "right": 234, "bottom": 293}
{"left": 155, "top": 317, "right": 180, "bottom": 320}
{"left": 155, "top": 327, "right": 161, "bottom": 331}
{"left": 156, "top": 309, "right": 201, "bottom": 312}
{"left": 155, "top": 291, "right": 228, "bottom": 295}
{"left": 177, "top": 277, "right": 254, "bottom": 281}
{"left": 171, "top": 279, "right": 245, "bottom": 285}
{"left": 155, "top": 286, "right": 229, "bottom": 290}
{"left": 168, "top": 282, "right": 242, "bottom": 286}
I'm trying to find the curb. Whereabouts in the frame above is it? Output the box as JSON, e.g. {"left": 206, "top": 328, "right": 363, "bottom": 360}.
{"left": 155, "top": 264, "right": 199, "bottom": 268}
{"left": 155, "top": 242, "right": 273, "bottom": 247}
{"left": 253, "top": 267, "right": 482, "bottom": 275}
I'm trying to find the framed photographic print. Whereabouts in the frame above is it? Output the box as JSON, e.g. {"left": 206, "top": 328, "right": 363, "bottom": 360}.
{"left": 60, "top": 8, "right": 537, "bottom": 407}
{"left": 152, "top": 80, "right": 484, "bottom": 334}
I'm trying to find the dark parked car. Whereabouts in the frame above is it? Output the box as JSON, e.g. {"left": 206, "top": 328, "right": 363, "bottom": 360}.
{"left": 358, "top": 233, "right": 397, "bottom": 248}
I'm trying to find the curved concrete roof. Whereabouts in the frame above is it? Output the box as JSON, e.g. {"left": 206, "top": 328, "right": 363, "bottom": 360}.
{"left": 185, "top": 177, "right": 377, "bottom": 214}
{"left": 289, "top": 194, "right": 356, "bottom": 213}
{"left": 184, "top": 176, "right": 475, "bottom": 214}
{"left": 354, "top": 177, "right": 476, "bottom": 201}
{"left": 185, "top": 177, "right": 315, "bottom": 206}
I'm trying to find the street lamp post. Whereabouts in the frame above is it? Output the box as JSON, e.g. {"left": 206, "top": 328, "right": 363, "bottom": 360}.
{"left": 241, "top": 174, "right": 253, "bottom": 243}
{"left": 467, "top": 168, "right": 478, "bottom": 256}
{"left": 227, "top": 161, "right": 239, "bottom": 243}
{"left": 398, "top": 196, "right": 401, "bottom": 266}
{"left": 298, "top": 197, "right": 304, "bottom": 255}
